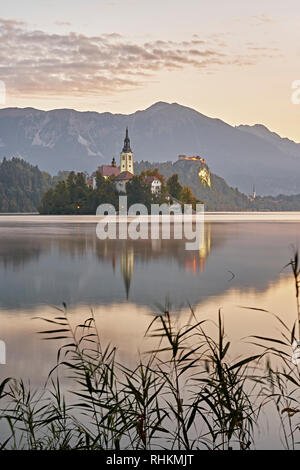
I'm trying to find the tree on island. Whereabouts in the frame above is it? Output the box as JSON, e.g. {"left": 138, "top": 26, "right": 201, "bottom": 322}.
{"left": 180, "top": 185, "right": 200, "bottom": 210}
{"left": 166, "top": 174, "right": 182, "bottom": 200}
{"left": 165, "top": 174, "right": 200, "bottom": 209}
{"left": 94, "top": 172, "right": 119, "bottom": 209}
{"left": 126, "top": 175, "right": 153, "bottom": 210}
{"left": 39, "top": 171, "right": 120, "bottom": 214}
{"left": 140, "top": 168, "right": 165, "bottom": 185}
{"left": 39, "top": 169, "right": 201, "bottom": 215}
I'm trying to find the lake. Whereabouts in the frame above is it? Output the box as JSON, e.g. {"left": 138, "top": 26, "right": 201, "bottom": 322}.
{"left": 0, "top": 213, "right": 300, "bottom": 448}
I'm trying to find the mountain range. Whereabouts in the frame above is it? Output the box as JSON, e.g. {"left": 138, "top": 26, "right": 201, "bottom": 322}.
{"left": 0, "top": 101, "right": 299, "bottom": 196}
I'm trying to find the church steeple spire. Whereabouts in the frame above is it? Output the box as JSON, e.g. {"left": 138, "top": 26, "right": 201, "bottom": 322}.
{"left": 122, "top": 127, "right": 132, "bottom": 153}
{"left": 120, "top": 127, "right": 134, "bottom": 174}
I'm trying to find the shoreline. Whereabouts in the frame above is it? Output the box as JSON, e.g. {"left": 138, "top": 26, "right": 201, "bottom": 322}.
{"left": 1, "top": 211, "right": 300, "bottom": 222}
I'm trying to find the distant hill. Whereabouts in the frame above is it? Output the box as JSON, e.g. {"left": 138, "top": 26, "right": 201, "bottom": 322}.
{"left": 1, "top": 102, "right": 300, "bottom": 196}
{"left": 237, "top": 124, "right": 300, "bottom": 159}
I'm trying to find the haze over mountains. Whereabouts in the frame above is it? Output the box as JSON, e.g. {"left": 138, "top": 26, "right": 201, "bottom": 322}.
{"left": 0, "top": 101, "right": 300, "bottom": 196}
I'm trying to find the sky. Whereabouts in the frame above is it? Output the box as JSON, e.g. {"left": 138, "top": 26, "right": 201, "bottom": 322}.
{"left": 1, "top": 0, "right": 300, "bottom": 141}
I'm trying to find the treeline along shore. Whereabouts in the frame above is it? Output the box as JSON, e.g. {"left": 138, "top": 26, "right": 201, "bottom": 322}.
{"left": 2, "top": 157, "right": 300, "bottom": 213}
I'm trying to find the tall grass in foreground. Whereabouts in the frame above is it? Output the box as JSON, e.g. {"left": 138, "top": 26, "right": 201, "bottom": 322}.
{"left": 1, "top": 253, "right": 300, "bottom": 450}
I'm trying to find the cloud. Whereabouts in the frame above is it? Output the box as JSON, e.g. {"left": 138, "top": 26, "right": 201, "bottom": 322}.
{"left": 0, "top": 17, "right": 279, "bottom": 98}
{"left": 252, "top": 14, "right": 276, "bottom": 25}
{"left": 55, "top": 21, "right": 72, "bottom": 27}
{"left": 232, "top": 14, "right": 276, "bottom": 27}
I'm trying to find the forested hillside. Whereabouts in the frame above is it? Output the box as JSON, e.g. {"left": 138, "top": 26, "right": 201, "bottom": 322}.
{"left": 0, "top": 157, "right": 53, "bottom": 212}
{"left": 135, "top": 160, "right": 300, "bottom": 211}
{"left": 135, "top": 160, "right": 253, "bottom": 210}
{"left": 3, "top": 157, "right": 300, "bottom": 213}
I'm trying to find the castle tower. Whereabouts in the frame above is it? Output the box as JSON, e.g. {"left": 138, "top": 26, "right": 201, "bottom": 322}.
{"left": 120, "top": 127, "right": 134, "bottom": 174}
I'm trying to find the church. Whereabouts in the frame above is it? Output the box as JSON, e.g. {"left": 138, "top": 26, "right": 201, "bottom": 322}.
{"left": 90, "top": 128, "right": 134, "bottom": 191}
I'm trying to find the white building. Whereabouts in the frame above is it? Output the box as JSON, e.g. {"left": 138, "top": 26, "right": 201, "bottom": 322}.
{"left": 144, "top": 176, "right": 162, "bottom": 194}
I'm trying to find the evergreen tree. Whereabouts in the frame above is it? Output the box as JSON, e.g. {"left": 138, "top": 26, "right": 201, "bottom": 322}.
{"left": 126, "top": 175, "right": 152, "bottom": 210}
{"left": 166, "top": 174, "right": 182, "bottom": 200}
{"left": 180, "top": 185, "right": 199, "bottom": 210}
{"left": 39, "top": 171, "right": 119, "bottom": 214}
{"left": 0, "top": 157, "right": 53, "bottom": 212}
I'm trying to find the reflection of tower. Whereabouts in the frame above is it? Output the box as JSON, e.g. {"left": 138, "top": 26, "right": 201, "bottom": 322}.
{"left": 120, "top": 127, "right": 134, "bottom": 174}
{"left": 112, "top": 254, "right": 116, "bottom": 273}
{"left": 121, "top": 247, "right": 134, "bottom": 299}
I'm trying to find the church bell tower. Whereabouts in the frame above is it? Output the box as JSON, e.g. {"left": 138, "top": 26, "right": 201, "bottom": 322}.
{"left": 120, "top": 127, "right": 134, "bottom": 174}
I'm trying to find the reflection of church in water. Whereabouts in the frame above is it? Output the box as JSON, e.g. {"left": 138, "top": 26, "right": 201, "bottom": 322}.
{"left": 111, "top": 224, "right": 212, "bottom": 298}
{"left": 97, "top": 223, "right": 212, "bottom": 299}
{"left": 109, "top": 244, "right": 135, "bottom": 299}
{"left": 120, "top": 247, "right": 134, "bottom": 299}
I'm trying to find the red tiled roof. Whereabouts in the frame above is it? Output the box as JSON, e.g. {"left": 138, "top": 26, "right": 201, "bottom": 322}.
{"left": 144, "top": 176, "right": 161, "bottom": 184}
{"left": 98, "top": 165, "right": 120, "bottom": 177}
{"left": 115, "top": 171, "right": 134, "bottom": 181}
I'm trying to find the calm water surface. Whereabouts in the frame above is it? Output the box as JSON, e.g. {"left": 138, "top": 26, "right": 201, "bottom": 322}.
{"left": 1, "top": 213, "right": 300, "bottom": 448}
